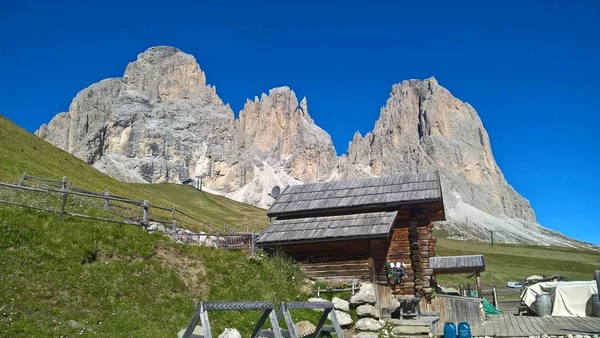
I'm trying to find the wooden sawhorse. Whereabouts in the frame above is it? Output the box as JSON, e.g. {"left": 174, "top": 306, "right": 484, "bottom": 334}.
{"left": 275, "top": 301, "right": 344, "bottom": 338}
{"left": 182, "top": 301, "right": 283, "bottom": 338}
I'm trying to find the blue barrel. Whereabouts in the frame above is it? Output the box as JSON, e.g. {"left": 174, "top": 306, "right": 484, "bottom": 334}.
{"left": 458, "top": 322, "right": 472, "bottom": 338}
{"left": 444, "top": 322, "right": 457, "bottom": 338}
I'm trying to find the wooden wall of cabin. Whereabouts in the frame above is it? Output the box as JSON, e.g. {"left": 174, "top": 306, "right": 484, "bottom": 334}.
{"left": 277, "top": 240, "right": 373, "bottom": 282}
{"left": 380, "top": 216, "right": 436, "bottom": 297}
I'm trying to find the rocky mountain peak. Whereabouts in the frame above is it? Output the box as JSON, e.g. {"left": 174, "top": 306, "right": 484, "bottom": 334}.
{"left": 35, "top": 46, "right": 589, "bottom": 247}
{"left": 123, "top": 46, "right": 208, "bottom": 102}
{"left": 238, "top": 86, "right": 336, "bottom": 182}
{"left": 346, "top": 77, "right": 535, "bottom": 223}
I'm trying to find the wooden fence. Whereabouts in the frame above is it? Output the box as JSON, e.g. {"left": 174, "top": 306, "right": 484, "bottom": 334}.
{"left": 422, "top": 294, "right": 484, "bottom": 326}
{"left": 0, "top": 173, "right": 258, "bottom": 253}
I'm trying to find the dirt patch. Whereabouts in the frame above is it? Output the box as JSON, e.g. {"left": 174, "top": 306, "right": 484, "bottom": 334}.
{"left": 154, "top": 244, "right": 208, "bottom": 298}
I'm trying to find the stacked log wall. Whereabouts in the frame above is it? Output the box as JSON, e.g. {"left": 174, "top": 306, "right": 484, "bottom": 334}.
{"left": 280, "top": 240, "right": 372, "bottom": 282}
{"left": 383, "top": 217, "right": 435, "bottom": 296}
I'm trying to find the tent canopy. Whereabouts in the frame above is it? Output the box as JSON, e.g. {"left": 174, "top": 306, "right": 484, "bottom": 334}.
{"left": 522, "top": 281, "right": 598, "bottom": 317}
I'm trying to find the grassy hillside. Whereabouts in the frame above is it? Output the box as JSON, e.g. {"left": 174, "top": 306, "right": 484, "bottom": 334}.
{"left": 0, "top": 115, "right": 268, "bottom": 231}
{"left": 434, "top": 236, "right": 600, "bottom": 288}
{"left": 0, "top": 115, "right": 319, "bottom": 337}
{"left": 0, "top": 205, "right": 312, "bottom": 337}
{"left": 0, "top": 114, "right": 598, "bottom": 336}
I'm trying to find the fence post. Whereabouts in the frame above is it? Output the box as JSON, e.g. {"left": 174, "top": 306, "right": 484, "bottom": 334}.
{"left": 59, "top": 185, "right": 70, "bottom": 220}
{"left": 142, "top": 200, "right": 150, "bottom": 225}
{"left": 251, "top": 233, "right": 256, "bottom": 256}
{"left": 18, "top": 172, "right": 26, "bottom": 186}
{"left": 104, "top": 190, "right": 110, "bottom": 210}
{"left": 170, "top": 206, "right": 176, "bottom": 219}
{"left": 61, "top": 176, "right": 67, "bottom": 189}
{"left": 216, "top": 233, "right": 220, "bottom": 249}
{"left": 492, "top": 281, "right": 498, "bottom": 308}
{"left": 172, "top": 220, "right": 177, "bottom": 241}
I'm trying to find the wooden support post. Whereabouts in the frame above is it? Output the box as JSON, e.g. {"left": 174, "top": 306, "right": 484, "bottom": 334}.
{"left": 368, "top": 241, "right": 376, "bottom": 283}
{"left": 103, "top": 190, "right": 110, "bottom": 210}
{"left": 170, "top": 206, "right": 176, "bottom": 218}
{"left": 18, "top": 172, "right": 26, "bottom": 186}
{"left": 281, "top": 303, "right": 298, "bottom": 338}
{"left": 142, "top": 200, "right": 150, "bottom": 225}
{"left": 172, "top": 220, "right": 177, "bottom": 233}
{"left": 476, "top": 272, "right": 482, "bottom": 298}
{"left": 199, "top": 303, "right": 211, "bottom": 338}
{"left": 59, "top": 185, "right": 69, "bottom": 220}
{"left": 182, "top": 303, "right": 203, "bottom": 338}
{"left": 492, "top": 281, "right": 499, "bottom": 308}
{"left": 251, "top": 233, "right": 256, "bottom": 256}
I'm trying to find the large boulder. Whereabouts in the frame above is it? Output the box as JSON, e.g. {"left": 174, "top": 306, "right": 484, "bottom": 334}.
{"left": 329, "top": 310, "right": 353, "bottom": 327}
{"left": 356, "top": 304, "right": 380, "bottom": 319}
{"left": 332, "top": 297, "right": 350, "bottom": 311}
{"left": 354, "top": 318, "right": 382, "bottom": 332}
{"left": 218, "top": 328, "right": 241, "bottom": 338}
{"left": 350, "top": 283, "right": 376, "bottom": 305}
{"left": 352, "top": 332, "right": 379, "bottom": 338}
{"left": 391, "top": 325, "right": 430, "bottom": 335}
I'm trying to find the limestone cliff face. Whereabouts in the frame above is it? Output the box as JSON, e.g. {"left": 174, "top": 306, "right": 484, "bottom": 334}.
{"left": 36, "top": 46, "right": 336, "bottom": 206}
{"left": 238, "top": 87, "right": 337, "bottom": 182}
{"left": 344, "top": 78, "right": 536, "bottom": 223}
{"left": 36, "top": 46, "right": 585, "bottom": 247}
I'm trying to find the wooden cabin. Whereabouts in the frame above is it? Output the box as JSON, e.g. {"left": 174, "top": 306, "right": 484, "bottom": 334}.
{"left": 256, "top": 171, "right": 445, "bottom": 298}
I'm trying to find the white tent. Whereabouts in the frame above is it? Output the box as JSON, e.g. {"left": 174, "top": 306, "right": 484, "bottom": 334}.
{"left": 522, "top": 281, "right": 598, "bottom": 317}
{"left": 526, "top": 275, "right": 544, "bottom": 281}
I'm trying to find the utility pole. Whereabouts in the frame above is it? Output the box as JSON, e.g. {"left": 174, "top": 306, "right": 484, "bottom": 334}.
{"left": 487, "top": 229, "right": 494, "bottom": 246}
{"left": 195, "top": 175, "right": 202, "bottom": 191}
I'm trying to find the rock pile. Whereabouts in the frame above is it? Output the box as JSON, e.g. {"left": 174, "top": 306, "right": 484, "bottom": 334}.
{"left": 349, "top": 283, "right": 386, "bottom": 337}
{"left": 308, "top": 297, "right": 353, "bottom": 327}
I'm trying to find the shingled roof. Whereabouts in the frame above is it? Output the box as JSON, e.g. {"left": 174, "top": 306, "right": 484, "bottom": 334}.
{"left": 257, "top": 211, "right": 397, "bottom": 244}
{"left": 267, "top": 171, "right": 443, "bottom": 217}
{"left": 429, "top": 255, "right": 486, "bottom": 273}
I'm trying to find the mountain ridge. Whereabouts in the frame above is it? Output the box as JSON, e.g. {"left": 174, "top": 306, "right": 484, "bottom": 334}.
{"left": 35, "top": 46, "right": 593, "bottom": 248}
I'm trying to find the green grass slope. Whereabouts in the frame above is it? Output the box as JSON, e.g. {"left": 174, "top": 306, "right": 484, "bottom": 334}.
{"left": 0, "top": 116, "right": 316, "bottom": 337}
{"left": 0, "top": 115, "right": 268, "bottom": 231}
{"left": 434, "top": 236, "right": 600, "bottom": 288}
{"left": 0, "top": 206, "right": 309, "bottom": 337}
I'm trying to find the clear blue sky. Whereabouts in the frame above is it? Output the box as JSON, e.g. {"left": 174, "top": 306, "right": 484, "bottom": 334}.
{"left": 1, "top": 1, "right": 598, "bottom": 244}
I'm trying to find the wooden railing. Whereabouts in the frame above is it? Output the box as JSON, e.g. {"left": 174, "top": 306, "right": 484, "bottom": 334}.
{"left": 423, "top": 294, "right": 484, "bottom": 327}
{"left": 0, "top": 173, "right": 258, "bottom": 253}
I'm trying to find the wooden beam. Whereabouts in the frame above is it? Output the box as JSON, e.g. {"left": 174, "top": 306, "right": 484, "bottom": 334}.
{"left": 368, "top": 241, "right": 376, "bottom": 283}
{"left": 476, "top": 272, "right": 482, "bottom": 298}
